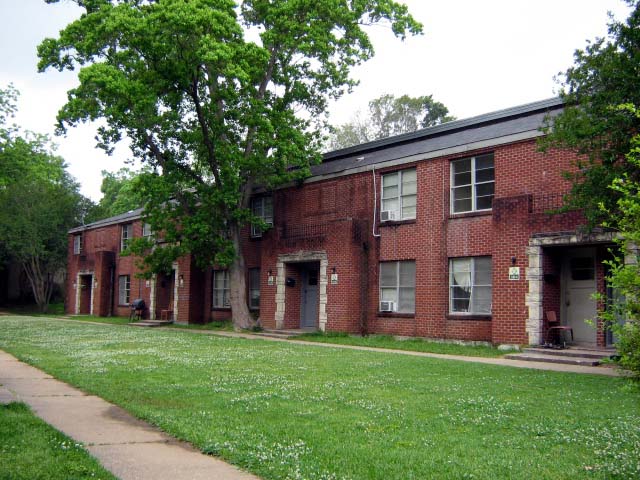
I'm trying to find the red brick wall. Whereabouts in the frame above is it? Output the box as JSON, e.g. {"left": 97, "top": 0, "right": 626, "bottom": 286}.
{"left": 69, "top": 137, "right": 606, "bottom": 345}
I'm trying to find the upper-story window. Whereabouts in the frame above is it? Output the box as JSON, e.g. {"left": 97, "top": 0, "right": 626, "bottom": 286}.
{"left": 381, "top": 168, "right": 417, "bottom": 222}
{"left": 73, "top": 234, "right": 83, "bottom": 255}
{"left": 251, "top": 196, "right": 273, "bottom": 238}
{"left": 121, "top": 224, "right": 132, "bottom": 251}
{"left": 142, "top": 222, "right": 153, "bottom": 239}
{"left": 451, "top": 153, "right": 494, "bottom": 214}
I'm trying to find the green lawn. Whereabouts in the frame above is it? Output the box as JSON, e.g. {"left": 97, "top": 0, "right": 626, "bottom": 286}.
{"left": 0, "top": 316, "right": 638, "bottom": 480}
{"left": 296, "top": 332, "right": 507, "bottom": 357}
{"left": 0, "top": 402, "right": 116, "bottom": 480}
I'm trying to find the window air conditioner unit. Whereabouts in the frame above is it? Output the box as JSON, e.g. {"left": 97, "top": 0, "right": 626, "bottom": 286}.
{"left": 380, "top": 301, "right": 396, "bottom": 312}
{"left": 380, "top": 210, "right": 397, "bottom": 222}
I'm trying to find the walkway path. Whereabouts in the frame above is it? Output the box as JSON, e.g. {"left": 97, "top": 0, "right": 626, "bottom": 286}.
{"left": 0, "top": 349, "right": 259, "bottom": 480}
{"left": 47, "top": 316, "right": 626, "bottom": 376}
{"left": 197, "top": 330, "right": 622, "bottom": 377}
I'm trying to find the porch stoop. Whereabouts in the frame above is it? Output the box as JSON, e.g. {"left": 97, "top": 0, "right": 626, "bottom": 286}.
{"left": 504, "top": 347, "right": 616, "bottom": 367}
{"left": 129, "top": 320, "right": 173, "bottom": 327}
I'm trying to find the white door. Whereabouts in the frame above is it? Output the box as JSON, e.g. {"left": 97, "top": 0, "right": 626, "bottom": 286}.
{"left": 300, "top": 267, "right": 318, "bottom": 329}
{"left": 562, "top": 249, "right": 597, "bottom": 345}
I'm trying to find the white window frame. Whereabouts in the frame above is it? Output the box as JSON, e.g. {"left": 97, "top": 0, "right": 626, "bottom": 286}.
{"left": 248, "top": 268, "right": 260, "bottom": 310}
{"left": 142, "top": 222, "right": 153, "bottom": 239}
{"left": 73, "top": 235, "right": 83, "bottom": 255}
{"left": 212, "top": 270, "right": 230, "bottom": 308}
{"left": 379, "top": 260, "right": 416, "bottom": 313}
{"left": 450, "top": 153, "right": 495, "bottom": 214}
{"left": 381, "top": 168, "right": 417, "bottom": 221}
{"left": 118, "top": 275, "right": 131, "bottom": 305}
{"left": 121, "top": 224, "right": 132, "bottom": 251}
{"left": 251, "top": 196, "right": 274, "bottom": 238}
{"left": 449, "top": 256, "right": 492, "bottom": 315}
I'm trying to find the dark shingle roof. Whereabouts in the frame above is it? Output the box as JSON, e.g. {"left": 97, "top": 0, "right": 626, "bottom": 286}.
{"left": 69, "top": 98, "right": 563, "bottom": 233}
{"left": 69, "top": 207, "right": 144, "bottom": 234}
{"left": 313, "top": 97, "right": 563, "bottom": 177}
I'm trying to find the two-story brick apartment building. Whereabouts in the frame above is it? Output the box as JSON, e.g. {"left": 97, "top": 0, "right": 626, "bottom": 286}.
{"left": 67, "top": 98, "right": 617, "bottom": 347}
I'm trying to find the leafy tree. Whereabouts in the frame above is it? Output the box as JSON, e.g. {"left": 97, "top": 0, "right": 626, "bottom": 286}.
{"left": 599, "top": 105, "right": 640, "bottom": 381}
{"left": 39, "top": 0, "right": 422, "bottom": 329}
{"left": 92, "top": 167, "right": 154, "bottom": 220}
{"left": 0, "top": 86, "right": 89, "bottom": 312}
{"left": 542, "top": 3, "right": 640, "bottom": 376}
{"left": 328, "top": 93, "right": 454, "bottom": 150}
{"left": 541, "top": 1, "right": 640, "bottom": 226}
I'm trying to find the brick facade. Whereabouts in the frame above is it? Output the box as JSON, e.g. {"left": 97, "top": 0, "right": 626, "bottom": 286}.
{"left": 67, "top": 100, "right": 615, "bottom": 347}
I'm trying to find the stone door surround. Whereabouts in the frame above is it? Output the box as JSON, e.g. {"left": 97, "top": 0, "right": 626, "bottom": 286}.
{"left": 275, "top": 251, "right": 328, "bottom": 331}
{"left": 525, "top": 231, "right": 614, "bottom": 345}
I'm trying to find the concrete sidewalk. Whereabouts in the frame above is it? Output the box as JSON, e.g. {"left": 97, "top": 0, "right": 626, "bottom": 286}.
{"left": 0, "top": 350, "right": 259, "bottom": 480}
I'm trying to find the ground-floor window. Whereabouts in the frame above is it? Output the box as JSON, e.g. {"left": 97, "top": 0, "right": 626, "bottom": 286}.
{"left": 118, "top": 275, "right": 130, "bottom": 305}
{"left": 249, "top": 268, "right": 260, "bottom": 309}
{"left": 379, "top": 261, "right": 415, "bottom": 313}
{"left": 449, "top": 256, "right": 492, "bottom": 314}
{"left": 212, "top": 270, "right": 230, "bottom": 308}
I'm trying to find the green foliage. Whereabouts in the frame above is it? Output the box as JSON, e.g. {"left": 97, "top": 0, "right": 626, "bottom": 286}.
{"left": 328, "top": 93, "right": 455, "bottom": 150}
{"left": 0, "top": 85, "right": 91, "bottom": 312}
{"left": 39, "top": 0, "right": 422, "bottom": 327}
{"left": 91, "top": 167, "right": 155, "bottom": 220}
{"left": 541, "top": 1, "right": 640, "bottom": 226}
{"left": 598, "top": 105, "right": 640, "bottom": 381}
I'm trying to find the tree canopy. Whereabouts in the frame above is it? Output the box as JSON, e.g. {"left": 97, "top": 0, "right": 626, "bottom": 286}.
{"left": 91, "top": 167, "right": 154, "bottom": 220}
{"left": 39, "top": 0, "right": 422, "bottom": 328}
{"left": 543, "top": 2, "right": 640, "bottom": 379}
{"left": 328, "top": 93, "right": 454, "bottom": 150}
{"left": 542, "top": 0, "right": 640, "bottom": 226}
{"left": 0, "top": 85, "right": 90, "bottom": 312}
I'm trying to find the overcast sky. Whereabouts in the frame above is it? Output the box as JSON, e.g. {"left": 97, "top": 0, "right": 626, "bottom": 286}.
{"left": 0, "top": 0, "right": 632, "bottom": 201}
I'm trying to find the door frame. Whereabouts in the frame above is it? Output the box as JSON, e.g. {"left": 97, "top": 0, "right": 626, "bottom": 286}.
{"left": 75, "top": 271, "right": 93, "bottom": 315}
{"left": 526, "top": 231, "right": 615, "bottom": 346}
{"left": 561, "top": 247, "right": 597, "bottom": 345}
{"left": 154, "top": 268, "right": 176, "bottom": 321}
{"left": 300, "top": 264, "right": 319, "bottom": 328}
{"left": 275, "top": 251, "right": 329, "bottom": 331}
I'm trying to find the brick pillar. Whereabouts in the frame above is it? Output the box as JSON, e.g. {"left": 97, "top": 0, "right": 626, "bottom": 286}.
{"left": 93, "top": 251, "right": 115, "bottom": 317}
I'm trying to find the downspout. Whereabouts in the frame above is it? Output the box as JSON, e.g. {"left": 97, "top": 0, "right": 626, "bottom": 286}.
{"left": 360, "top": 238, "right": 369, "bottom": 336}
{"left": 372, "top": 166, "right": 381, "bottom": 238}
{"left": 108, "top": 266, "right": 115, "bottom": 317}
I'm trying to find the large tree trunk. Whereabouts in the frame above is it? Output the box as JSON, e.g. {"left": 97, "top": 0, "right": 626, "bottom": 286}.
{"left": 228, "top": 224, "right": 254, "bottom": 330}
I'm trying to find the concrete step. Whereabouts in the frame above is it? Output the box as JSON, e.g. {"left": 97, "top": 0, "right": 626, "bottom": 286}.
{"left": 130, "top": 320, "right": 173, "bottom": 328}
{"left": 504, "top": 352, "right": 601, "bottom": 366}
{"left": 523, "top": 347, "right": 615, "bottom": 360}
